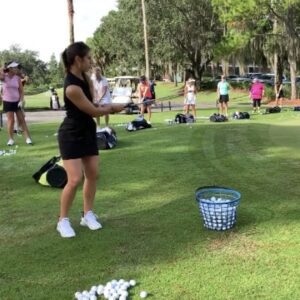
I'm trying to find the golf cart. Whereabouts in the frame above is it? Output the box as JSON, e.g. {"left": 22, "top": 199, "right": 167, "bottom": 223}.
{"left": 111, "top": 76, "right": 140, "bottom": 114}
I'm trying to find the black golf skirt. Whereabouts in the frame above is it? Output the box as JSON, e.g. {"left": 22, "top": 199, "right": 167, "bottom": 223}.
{"left": 58, "top": 117, "right": 98, "bottom": 160}
{"left": 3, "top": 101, "right": 21, "bottom": 112}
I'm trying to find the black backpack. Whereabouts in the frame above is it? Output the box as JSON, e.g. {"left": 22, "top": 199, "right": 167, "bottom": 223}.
{"left": 175, "top": 113, "right": 195, "bottom": 123}
{"left": 126, "top": 117, "right": 152, "bottom": 131}
{"left": 232, "top": 111, "right": 250, "bottom": 119}
{"left": 32, "top": 156, "right": 67, "bottom": 188}
{"left": 266, "top": 106, "right": 281, "bottom": 113}
{"left": 209, "top": 113, "right": 228, "bottom": 122}
{"left": 96, "top": 127, "right": 117, "bottom": 150}
{"left": 294, "top": 106, "right": 300, "bottom": 111}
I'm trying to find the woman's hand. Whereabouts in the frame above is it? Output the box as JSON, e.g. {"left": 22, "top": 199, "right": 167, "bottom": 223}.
{"left": 111, "top": 104, "right": 126, "bottom": 113}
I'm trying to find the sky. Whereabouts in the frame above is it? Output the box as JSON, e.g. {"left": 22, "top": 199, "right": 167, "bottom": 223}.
{"left": 0, "top": 0, "right": 118, "bottom": 62}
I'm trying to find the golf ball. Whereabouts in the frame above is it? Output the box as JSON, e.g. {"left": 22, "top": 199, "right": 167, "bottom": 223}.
{"left": 140, "top": 291, "right": 148, "bottom": 298}
{"left": 129, "top": 279, "right": 136, "bottom": 286}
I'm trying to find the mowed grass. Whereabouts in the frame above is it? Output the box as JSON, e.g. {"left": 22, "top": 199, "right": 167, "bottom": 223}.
{"left": 0, "top": 109, "right": 300, "bottom": 300}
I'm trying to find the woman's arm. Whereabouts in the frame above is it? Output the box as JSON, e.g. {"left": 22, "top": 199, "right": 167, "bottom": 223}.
{"left": 0, "top": 68, "right": 5, "bottom": 81}
{"left": 18, "top": 78, "right": 24, "bottom": 101}
{"left": 66, "top": 85, "right": 124, "bottom": 117}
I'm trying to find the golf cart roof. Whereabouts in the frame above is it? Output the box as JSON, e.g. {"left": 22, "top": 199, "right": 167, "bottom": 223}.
{"left": 114, "top": 76, "right": 139, "bottom": 79}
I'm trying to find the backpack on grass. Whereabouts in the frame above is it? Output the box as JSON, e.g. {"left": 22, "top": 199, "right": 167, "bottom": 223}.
{"left": 232, "top": 111, "right": 250, "bottom": 119}
{"left": 96, "top": 127, "right": 117, "bottom": 150}
{"left": 32, "top": 156, "right": 67, "bottom": 188}
{"left": 209, "top": 113, "right": 228, "bottom": 122}
{"left": 265, "top": 106, "right": 281, "bottom": 113}
{"left": 175, "top": 113, "right": 195, "bottom": 123}
{"left": 126, "top": 116, "right": 152, "bottom": 131}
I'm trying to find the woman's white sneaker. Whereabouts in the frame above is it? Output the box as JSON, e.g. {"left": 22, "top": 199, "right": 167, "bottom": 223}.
{"left": 26, "top": 138, "right": 33, "bottom": 145}
{"left": 57, "top": 218, "right": 76, "bottom": 238}
{"left": 80, "top": 211, "right": 102, "bottom": 230}
{"left": 7, "top": 139, "right": 14, "bottom": 146}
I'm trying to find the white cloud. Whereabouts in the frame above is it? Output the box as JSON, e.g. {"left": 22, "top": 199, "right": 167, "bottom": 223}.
{"left": 0, "top": 0, "right": 117, "bottom": 62}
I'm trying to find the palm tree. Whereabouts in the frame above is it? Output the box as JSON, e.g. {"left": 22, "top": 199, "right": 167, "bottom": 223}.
{"left": 67, "top": 0, "right": 75, "bottom": 44}
{"left": 141, "top": 0, "right": 149, "bottom": 79}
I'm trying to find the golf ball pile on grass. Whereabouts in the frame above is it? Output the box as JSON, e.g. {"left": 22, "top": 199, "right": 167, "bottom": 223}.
{"left": 74, "top": 279, "right": 148, "bottom": 299}
{"left": 199, "top": 196, "right": 237, "bottom": 230}
{"left": 0, "top": 149, "right": 17, "bottom": 156}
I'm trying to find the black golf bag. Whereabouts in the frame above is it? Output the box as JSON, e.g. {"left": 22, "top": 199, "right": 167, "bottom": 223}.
{"left": 32, "top": 156, "right": 67, "bottom": 188}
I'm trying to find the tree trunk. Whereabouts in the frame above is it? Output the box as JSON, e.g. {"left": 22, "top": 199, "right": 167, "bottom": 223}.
{"left": 141, "top": 0, "right": 150, "bottom": 79}
{"left": 221, "top": 59, "right": 229, "bottom": 76}
{"left": 67, "top": 0, "right": 75, "bottom": 44}
{"left": 237, "top": 61, "right": 246, "bottom": 76}
{"left": 288, "top": 54, "right": 297, "bottom": 100}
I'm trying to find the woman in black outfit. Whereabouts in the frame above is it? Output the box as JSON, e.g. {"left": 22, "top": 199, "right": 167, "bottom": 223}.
{"left": 57, "top": 42, "right": 124, "bottom": 238}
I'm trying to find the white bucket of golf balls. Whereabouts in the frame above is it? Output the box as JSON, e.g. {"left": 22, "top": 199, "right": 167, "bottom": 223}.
{"left": 195, "top": 186, "right": 241, "bottom": 231}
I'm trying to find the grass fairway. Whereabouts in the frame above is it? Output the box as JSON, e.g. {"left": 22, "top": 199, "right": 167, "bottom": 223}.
{"left": 0, "top": 109, "right": 300, "bottom": 299}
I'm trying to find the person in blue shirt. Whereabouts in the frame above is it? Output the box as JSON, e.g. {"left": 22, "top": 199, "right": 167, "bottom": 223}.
{"left": 217, "top": 75, "right": 230, "bottom": 117}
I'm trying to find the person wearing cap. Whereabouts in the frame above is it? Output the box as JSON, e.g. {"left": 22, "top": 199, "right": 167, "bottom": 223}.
{"left": 0, "top": 62, "right": 32, "bottom": 145}
{"left": 184, "top": 78, "right": 197, "bottom": 117}
{"left": 91, "top": 67, "right": 111, "bottom": 130}
{"left": 217, "top": 75, "right": 230, "bottom": 117}
{"left": 249, "top": 78, "right": 265, "bottom": 113}
{"left": 137, "top": 75, "right": 153, "bottom": 123}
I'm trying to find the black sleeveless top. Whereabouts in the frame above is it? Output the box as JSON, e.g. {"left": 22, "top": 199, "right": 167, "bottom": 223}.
{"left": 64, "top": 72, "right": 93, "bottom": 120}
{"left": 58, "top": 72, "right": 98, "bottom": 159}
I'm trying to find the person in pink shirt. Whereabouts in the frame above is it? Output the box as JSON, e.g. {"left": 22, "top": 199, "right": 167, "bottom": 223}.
{"left": 0, "top": 62, "right": 32, "bottom": 145}
{"left": 249, "top": 78, "right": 265, "bottom": 113}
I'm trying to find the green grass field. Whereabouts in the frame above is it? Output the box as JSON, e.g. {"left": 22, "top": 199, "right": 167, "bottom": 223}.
{"left": 0, "top": 107, "right": 300, "bottom": 299}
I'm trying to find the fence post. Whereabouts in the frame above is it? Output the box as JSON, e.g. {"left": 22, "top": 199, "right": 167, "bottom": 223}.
{"left": 161, "top": 102, "right": 163, "bottom": 112}
{"left": 168, "top": 101, "right": 171, "bottom": 111}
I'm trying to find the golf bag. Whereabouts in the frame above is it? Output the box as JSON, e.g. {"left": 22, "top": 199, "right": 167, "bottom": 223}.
{"left": 175, "top": 113, "right": 195, "bottom": 123}
{"left": 232, "top": 111, "right": 250, "bottom": 119}
{"left": 96, "top": 127, "right": 117, "bottom": 150}
{"left": 209, "top": 113, "right": 228, "bottom": 122}
{"left": 126, "top": 116, "right": 152, "bottom": 131}
{"left": 294, "top": 106, "right": 300, "bottom": 111}
{"left": 32, "top": 156, "right": 67, "bottom": 188}
{"left": 265, "top": 106, "right": 281, "bottom": 113}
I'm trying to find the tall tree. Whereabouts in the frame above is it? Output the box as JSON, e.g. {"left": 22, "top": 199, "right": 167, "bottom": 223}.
{"left": 148, "top": 0, "right": 223, "bottom": 82}
{"left": 141, "top": 0, "right": 150, "bottom": 78}
{"left": 67, "top": 0, "right": 75, "bottom": 44}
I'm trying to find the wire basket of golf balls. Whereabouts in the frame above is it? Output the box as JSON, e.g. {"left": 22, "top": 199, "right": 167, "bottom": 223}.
{"left": 195, "top": 186, "right": 241, "bottom": 231}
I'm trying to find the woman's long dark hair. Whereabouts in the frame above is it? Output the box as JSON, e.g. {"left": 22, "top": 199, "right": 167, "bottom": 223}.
{"left": 61, "top": 42, "right": 90, "bottom": 73}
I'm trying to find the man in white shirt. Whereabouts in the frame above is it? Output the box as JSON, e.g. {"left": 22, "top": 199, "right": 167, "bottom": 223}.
{"left": 92, "top": 67, "right": 111, "bottom": 129}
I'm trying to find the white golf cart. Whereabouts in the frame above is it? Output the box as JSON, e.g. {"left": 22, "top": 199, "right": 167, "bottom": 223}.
{"left": 111, "top": 76, "right": 140, "bottom": 114}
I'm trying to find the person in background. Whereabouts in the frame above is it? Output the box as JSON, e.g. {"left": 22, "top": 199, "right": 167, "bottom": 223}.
{"left": 183, "top": 78, "right": 197, "bottom": 117}
{"left": 275, "top": 80, "right": 284, "bottom": 108}
{"left": 57, "top": 41, "right": 125, "bottom": 238}
{"left": 14, "top": 69, "right": 28, "bottom": 134}
{"left": 138, "top": 75, "right": 152, "bottom": 123}
{"left": 150, "top": 78, "right": 156, "bottom": 100}
{"left": 249, "top": 78, "right": 265, "bottom": 113}
{"left": 0, "top": 62, "right": 32, "bottom": 146}
{"left": 217, "top": 75, "right": 230, "bottom": 117}
{"left": 92, "top": 67, "right": 111, "bottom": 130}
